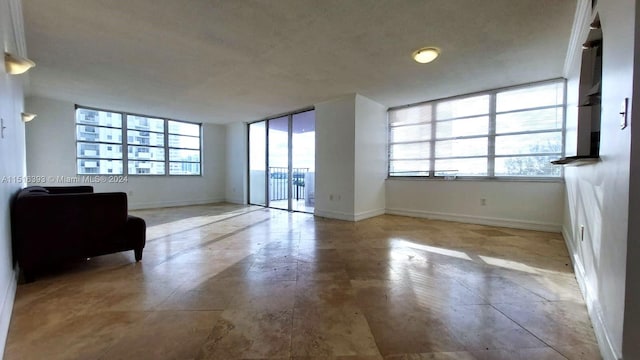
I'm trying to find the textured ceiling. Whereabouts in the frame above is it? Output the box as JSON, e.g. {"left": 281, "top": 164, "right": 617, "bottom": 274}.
{"left": 22, "top": 0, "right": 576, "bottom": 124}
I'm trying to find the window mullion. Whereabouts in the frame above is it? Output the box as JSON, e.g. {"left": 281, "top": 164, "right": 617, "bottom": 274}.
{"left": 387, "top": 112, "right": 391, "bottom": 177}
{"left": 429, "top": 105, "right": 436, "bottom": 177}
{"left": 488, "top": 93, "right": 497, "bottom": 177}
{"left": 122, "top": 113, "right": 129, "bottom": 176}
{"left": 164, "top": 119, "right": 170, "bottom": 175}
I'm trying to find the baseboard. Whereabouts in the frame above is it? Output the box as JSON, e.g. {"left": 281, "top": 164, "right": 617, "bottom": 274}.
{"left": 0, "top": 269, "right": 18, "bottom": 357}
{"left": 314, "top": 209, "right": 357, "bottom": 221}
{"left": 224, "top": 197, "right": 246, "bottom": 205}
{"left": 562, "top": 226, "right": 621, "bottom": 360}
{"left": 354, "top": 208, "right": 386, "bottom": 221}
{"left": 129, "top": 198, "right": 225, "bottom": 210}
{"left": 385, "top": 208, "right": 562, "bottom": 232}
{"left": 314, "top": 208, "right": 386, "bottom": 222}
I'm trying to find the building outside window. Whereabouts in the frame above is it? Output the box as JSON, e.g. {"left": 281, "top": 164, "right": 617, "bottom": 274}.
{"left": 168, "top": 120, "right": 201, "bottom": 175}
{"left": 127, "top": 115, "right": 166, "bottom": 175}
{"left": 75, "top": 106, "right": 202, "bottom": 176}
{"left": 76, "top": 108, "right": 124, "bottom": 175}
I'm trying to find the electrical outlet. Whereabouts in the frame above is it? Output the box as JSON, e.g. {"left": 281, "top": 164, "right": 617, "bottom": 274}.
{"left": 480, "top": 198, "right": 487, "bottom": 206}
{"left": 329, "top": 194, "right": 334, "bottom": 201}
{"left": 128, "top": 190, "right": 133, "bottom": 197}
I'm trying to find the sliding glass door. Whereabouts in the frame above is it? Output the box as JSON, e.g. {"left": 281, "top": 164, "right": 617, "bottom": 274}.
{"left": 248, "top": 110, "right": 315, "bottom": 213}
{"left": 292, "top": 111, "right": 315, "bottom": 212}
{"left": 248, "top": 121, "right": 266, "bottom": 206}
{"left": 268, "top": 116, "right": 290, "bottom": 210}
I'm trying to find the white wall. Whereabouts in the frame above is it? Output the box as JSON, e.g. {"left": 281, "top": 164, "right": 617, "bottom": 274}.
{"left": 225, "top": 122, "right": 247, "bottom": 204}
{"left": 314, "top": 94, "right": 356, "bottom": 220}
{"left": 0, "top": 0, "right": 26, "bottom": 354}
{"left": 25, "top": 96, "right": 227, "bottom": 209}
{"left": 624, "top": 2, "right": 640, "bottom": 357}
{"left": 293, "top": 92, "right": 566, "bottom": 230}
{"left": 386, "top": 180, "right": 564, "bottom": 232}
{"left": 354, "top": 94, "right": 387, "bottom": 220}
{"left": 562, "top": 1, "right": 635, "bottom": 359}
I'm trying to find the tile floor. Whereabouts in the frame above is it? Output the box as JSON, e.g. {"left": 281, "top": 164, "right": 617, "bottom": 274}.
{"left": 4, "top": 204, "right": 602, "bottom": 359}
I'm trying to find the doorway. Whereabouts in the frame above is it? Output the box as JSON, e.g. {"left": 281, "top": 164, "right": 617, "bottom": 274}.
{"left": 249, "top": 109, "right": 315, "bottom": 213}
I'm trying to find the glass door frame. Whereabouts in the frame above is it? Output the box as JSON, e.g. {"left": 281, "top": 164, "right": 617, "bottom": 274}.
{"left": 247, "top": 107, "right": 315, "bottom": 213}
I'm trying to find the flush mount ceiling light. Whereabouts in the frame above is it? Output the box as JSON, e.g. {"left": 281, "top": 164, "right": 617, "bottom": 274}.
{"left": 412, "top": 47, "right": 440, "bottom": 64}
{"left": 4, "top": 52, "right": 36, "bottom": 75}
{"left": 21, "top": 112, "right": 37, "bottom": 122}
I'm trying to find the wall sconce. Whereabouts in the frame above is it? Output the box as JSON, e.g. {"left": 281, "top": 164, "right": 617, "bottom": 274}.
{"left": 21, "top": 112, "right": 37, "bottom": 122}
{"left": 4, "top": 52, "right": 35, "bottom": 75}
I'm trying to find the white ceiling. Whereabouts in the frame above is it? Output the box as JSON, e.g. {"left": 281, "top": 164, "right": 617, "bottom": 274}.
{"left": 22, "top": 0, "right": 576, "bottom": 124}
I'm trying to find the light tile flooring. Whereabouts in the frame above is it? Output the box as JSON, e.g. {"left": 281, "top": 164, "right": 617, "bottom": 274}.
{"left": 4, "top": 204, "right": 601, "bottom": 359}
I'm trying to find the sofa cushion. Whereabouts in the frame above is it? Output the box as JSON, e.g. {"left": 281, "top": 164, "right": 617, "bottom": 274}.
{"left": 22, "top": 186, "right": 50, "bottom": 195}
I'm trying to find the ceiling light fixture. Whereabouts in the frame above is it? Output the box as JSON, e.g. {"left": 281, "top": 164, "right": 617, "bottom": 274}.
{"left": 412, "top": 47, "right": 440, "bottom": 64}
{"left": 4, "top": 52, "right": 35, "bottom": 75}
{"left": 21, "top": 112, "right": 37, "bottom": 122}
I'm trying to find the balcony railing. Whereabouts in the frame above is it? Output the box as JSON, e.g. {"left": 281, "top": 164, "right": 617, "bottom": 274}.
{"left": 269, "top": 167, "right": 308, "bottom": 201}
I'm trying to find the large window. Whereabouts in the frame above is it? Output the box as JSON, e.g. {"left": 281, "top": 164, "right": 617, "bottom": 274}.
{"left": 76, "top": 106, "right": 202, "bottom": 175}
{"left": 76, "top": 108, "right": 124, "bottom": 175}
{"left": 127, "top": 115, "right": 166, "bottom": 175}
{"left": 168, "top": 120, "right": 201, "bottom": 175}
{"left": 388, "top": 80, "right": 564, "bottom": 178}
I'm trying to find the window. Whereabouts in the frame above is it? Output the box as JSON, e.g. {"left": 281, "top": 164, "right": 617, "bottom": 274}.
{"left": 127, "top": 115, "right": 166, "bottom": 175}
{"left": 75, "top": 106, "right": 202, "bottom": 176}
{"left": 168, "top": 120, "right": 201, "bottom": 175}
{"left": 388, "top": 80, "right": 565, "bottom": 178}
{"left": 76, "top": 108, "right": 124, "bottom": 175}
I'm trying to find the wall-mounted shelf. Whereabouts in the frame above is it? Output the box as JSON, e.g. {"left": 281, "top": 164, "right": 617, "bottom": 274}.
{"left": 585, "top": 82, "right": 601, "bottom": 96}
{"left": 551, "top": 156, "right": 600, "bottom": 165}
{"left": 555, "top": 12, "right": 602, "bottom": 164}
{"left": 580, "top": 82, "right": 601, "bottom": 106}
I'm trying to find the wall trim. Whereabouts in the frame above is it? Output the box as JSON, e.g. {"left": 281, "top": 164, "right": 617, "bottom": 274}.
{"left": 354, "top": 208, "right": 385, "bottom": 221}
{"left": 562, "top": 226, "right": 621, "bottom": 360}
{"left": 0, "top": 269, "right": 17, "bottom": 357}
{"left": 314, "top": 209, "right": 357, "bottom": 222}
{"left": 314, "top": 208, "right": 386, "bottom": 222}
{"left": 563, "top": 0, "right": 591, "bottom": 77}
{"left": 129, "top": 198, "right": 225, "bottom": 210}
{"left": 224, "top": 197, "right": 246, "bottom": 205}
{"left": 1, "top": 0, "right": 24, "bottom": 355}
{"left": 385, "top": 207, "right": 562, "bottom": 232}
{"left": 7, "top": 0, "right": 26, "bottom": 56}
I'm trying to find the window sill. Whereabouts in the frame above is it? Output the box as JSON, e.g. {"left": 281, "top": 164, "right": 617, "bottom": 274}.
{"left": 550, "top": 156, "right": 600, "bottom": 166}
{"left": 386, "top": 176, "right": 564, "bottom": 183}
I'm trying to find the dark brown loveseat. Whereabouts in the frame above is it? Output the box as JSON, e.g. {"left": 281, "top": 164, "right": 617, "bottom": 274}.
{"left": 11, "top": 186, "right": 146, "bottom": 281}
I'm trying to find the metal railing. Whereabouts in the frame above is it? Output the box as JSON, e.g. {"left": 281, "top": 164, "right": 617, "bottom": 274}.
{"left": 269, "top": 167, "right": 308, "bottom": 201}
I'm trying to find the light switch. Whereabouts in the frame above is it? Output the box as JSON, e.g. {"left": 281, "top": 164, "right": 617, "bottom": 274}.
{"left": 620, "top": 98, "right": 628, "bottom": 130}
